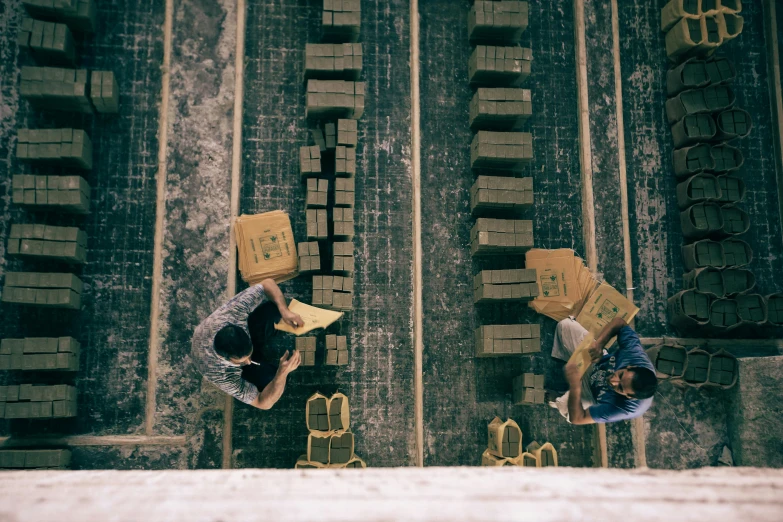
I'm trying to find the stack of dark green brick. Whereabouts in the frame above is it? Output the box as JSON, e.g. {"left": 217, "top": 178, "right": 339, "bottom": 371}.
{"left": 306, "top": 178, "right": 329, "bottom": 208}
{"left": 470, "top": 130, "right": 533, "bottom": 172}
{"left": 20, "top": 67, "right": 118, "bottom": 114}
{"left": 473, "top": 268, "right": 538, "bottom": 303}
{"left": 22, "top": 0, "right": 97, "bottom": 33}
{"left": 470, "top": 175, "right": 532, "bottom": 214}
{"left": 16, "top": 128, "right": 93, "bottom": 169}
{"left": 312, "top": 276, "right": 353, "bottom": 311}
{"left": 335, "top": 178, "right": 355, "bottom": 207}
{"left": 11, "top": 174, "right": 90, "bottom": 213}
{"left": 299, "top": 145, "right": 322, "bottom": 178}
{"left": 665, "top": 53, "right": 766, "bottom": 336}
{"left": 295, "top": 336, "right": 317, "bottom": 366}
{"left": 322, "top": 0, "right": 360, "bottom": 42}
{"left": 297, "top": 241, "right": 321, "bottom": 273}
{"left": 1, "top": 384, "right": 77, "bottom": 418}
{"left": 470, "top": 218, "right": 534, "bottom": 256}
{"left": 1, "top": 272, "right": 83, "bottom": 310}
{"left": 475, "top": 324, "right": 541, "bottom": 357}
{"left": 512, "top": 373, "right": 545, "bottom": 404}
{"left": 468, "top": 1, "right": 528, "bottom": 43}
{"left": 324, "top": 334, "right": 349, "bottom": 365}
{"left": 469, "top": 87, "right": 532, "bottom": 130}
{"left": 7, "top": 224, "right": 87, "bottom": 263}
{"left": 305, "top": 80, "right": 365, "bottom": 120}
{"left": 469, "top": 45, "right": 532, "bottom": 86}
{"left": 305, "top": 43, "right": 362, "bottom": 80}
{"left": 332, "top": 241, "right": 355, "bottom": 275}
{"left": 332, "top": 207, "right": 354, "bottom": 240}
{"left": 0, "top": 337, "right": 80, "bottom": 371}
{"left": 335, "top": 145, "right": 357, "bottom": 177}
{"left": 18, "top": 18, "right": 76, "bottom": 65}
{"left": 0, "top": 449, "right": 71, "bottom": 469}
{"left": 306, "top": 208, "right": 328, "bottom": 240}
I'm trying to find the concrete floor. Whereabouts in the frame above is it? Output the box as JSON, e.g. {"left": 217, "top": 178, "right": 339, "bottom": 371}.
{"left": 0, "top": 0, "right": 782, "bottom": 469}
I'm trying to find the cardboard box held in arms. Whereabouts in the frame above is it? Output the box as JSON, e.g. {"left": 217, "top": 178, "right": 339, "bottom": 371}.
{"left": 235, "top": 211, "right": 298, "bottom": 284}
{"left": 525, "top": 249, "right": 639, "bottom": 378}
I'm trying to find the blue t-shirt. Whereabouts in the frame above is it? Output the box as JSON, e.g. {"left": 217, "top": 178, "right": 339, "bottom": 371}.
{"left": 587, "top": 326, "right": 654, "bottom": 424}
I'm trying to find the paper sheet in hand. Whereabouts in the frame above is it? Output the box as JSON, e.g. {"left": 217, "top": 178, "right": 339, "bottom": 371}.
{"left": 568, "top": 335, "right": 596, "bottom": 378}
{"left": 575, "top": 282, "right": 639, "bottom": 335}
{"left": 274, "top": 299, "right": 343, "bottom": 335}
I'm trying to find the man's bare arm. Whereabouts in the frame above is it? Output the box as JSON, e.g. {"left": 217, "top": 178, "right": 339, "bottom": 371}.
{"left": 250, "top": 350, "right": 301, "bottom": 410}
{"left": 564, "top": 362, "right": 595, "bottom": 425}
{"left": 260, "top": 279, "right": 304, "bottom": 328}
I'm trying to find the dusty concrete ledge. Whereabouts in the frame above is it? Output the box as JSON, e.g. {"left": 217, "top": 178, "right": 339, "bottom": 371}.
{"left": 0, "top": 467, "right": 781, "bottom": 521}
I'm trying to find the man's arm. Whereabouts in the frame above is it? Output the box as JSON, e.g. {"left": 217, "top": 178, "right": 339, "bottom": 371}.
{"left": 564, "top": 362, "right": 595, "bottom": 425}
{"left": 260, "top": 278, "right": 304, "bottom": 328}
{"left": 587, "top": 317, "right": 629, "bottom": 362}
{"left": 250, "top": 349, "right": 301, "bottom": 410}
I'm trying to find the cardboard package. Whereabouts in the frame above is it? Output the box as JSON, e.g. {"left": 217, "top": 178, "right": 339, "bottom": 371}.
{"left": 568, "top": 281, "right": 640, "bottom": 378}
{"left": 294, "top": 454, "right": 326, "bottom": 469}
{"left": 526, "top": 441, "right": 558, "bottom": 467}
{"left": 480, "top": 448, "right": 516, "bottom": 467}
{"left": 274, "top": 299, "right": 342, "bottom": 335}
{"left": 305, "top": 392, "right": 350, "bottom": 433}
{"left": 525, "top": 248, "right": 599, "bottom": 321}
{"left": 486, "top": 417, "right": 522, "bottom": 459}
{"left": 234, "top": 211, "right": 297, "bottom": 284}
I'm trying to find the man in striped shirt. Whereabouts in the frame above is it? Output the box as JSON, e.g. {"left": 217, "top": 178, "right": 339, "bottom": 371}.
{"left": 191, "top": 279, "right": 304, "bottom": 410}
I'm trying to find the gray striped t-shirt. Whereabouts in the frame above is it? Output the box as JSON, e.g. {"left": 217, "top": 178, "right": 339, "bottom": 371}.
{"left": 191, "top": 284, "right": 267, "bottom": 405}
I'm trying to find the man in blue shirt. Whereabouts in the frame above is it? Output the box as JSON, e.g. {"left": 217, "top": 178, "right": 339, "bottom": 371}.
{"left": 550, "top": 316, "right": 657, "bottom": 424}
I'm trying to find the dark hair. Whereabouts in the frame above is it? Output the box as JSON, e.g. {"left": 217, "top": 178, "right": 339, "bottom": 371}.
{"left": 214, "top": 325, "right": 252, "bottom": 360}
{"left": 629, "top": 367, "right": 658, "bottom": 399}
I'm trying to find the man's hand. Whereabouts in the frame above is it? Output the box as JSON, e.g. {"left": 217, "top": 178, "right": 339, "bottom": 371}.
{"left": 564, "top": 362, "right": 582, "bottom": 386}
{"left": 276, "top": 350, "right": 301, "bottom": 377}
{"left": 588, "top": 339, "right": 603, "bottom": 363}
{"left": 280, "top": 309, "right": 304, "bottom": 329}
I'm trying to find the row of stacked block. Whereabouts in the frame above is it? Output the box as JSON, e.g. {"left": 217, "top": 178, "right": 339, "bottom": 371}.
{"left": 20, "top": 66, "right": 118, "bottom": 114}
{"left": 662, "top": 47, "right": 768, "bottom": 335}
{"left": 295, "top": 392, "right": 366, "bottom": 468}
{"left": 0, "top": 384, "right": 78, "bottom": 418}
{"left": 668, "top": 289, "right": 773, "bottom": 332}
{"left": 4, "top": 0, "right": 110, "bottom": 473}
{"left": 0, "top": 337, "right": 80, "bottom": 371}
{"left": 0, "top": 449, "right": 71, "bottom": 469}
{"left": 480, "top": 417, "right": 558, "bottom": 467}
{"left": 299, "top": 4, "right": 364, "bottom": 318}
{"left": 661, "top": 0, "right": 743, "bottom": 61}
{"left": 646, "top": 343, "right": 738, "bottom": 389}
{"left": 466, "top": 3, "right": 539, "bottom": 376}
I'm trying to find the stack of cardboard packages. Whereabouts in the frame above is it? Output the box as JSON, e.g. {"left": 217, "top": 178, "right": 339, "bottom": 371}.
{"left": 480, "top": 417, "right": 522, "bottom": 466}
{"left": 296, "top": 392, "right": 366, "bottom": 469}
{"left": 473, "top": 268, "right": 538, "bottom": 303}
{"left": 524, "top": 248, "right": 599, "bottom": 321}
{"left": 235, "top": 211, "right": 298, "bottom": 284}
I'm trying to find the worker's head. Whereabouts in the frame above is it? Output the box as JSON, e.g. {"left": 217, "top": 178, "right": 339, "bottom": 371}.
{"left": 608, "top": 366, "right": 657, "bottom": 399}
{"left": 214, "top": 325, "right": 253, "bottom": 365}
